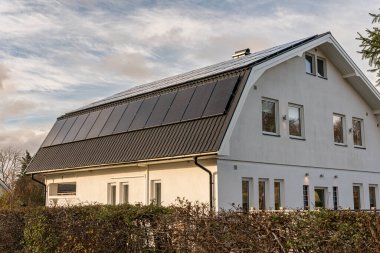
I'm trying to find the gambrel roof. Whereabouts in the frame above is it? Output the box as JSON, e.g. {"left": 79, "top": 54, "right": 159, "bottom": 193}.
{"left": 26, "top": 32, "right": 380, "bottom": 174}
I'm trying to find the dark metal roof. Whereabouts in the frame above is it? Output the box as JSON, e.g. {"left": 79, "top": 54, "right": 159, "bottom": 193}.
{"left": 27, "top": 68, "right": 250, "bottom": 173}
{"left": 26, "top": 33, "right": 328, "bottom": 174}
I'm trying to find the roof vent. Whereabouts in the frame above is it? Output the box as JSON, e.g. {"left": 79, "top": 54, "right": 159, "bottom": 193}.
{"left": 232, "top": 48, "right": 250, "bottom": 59}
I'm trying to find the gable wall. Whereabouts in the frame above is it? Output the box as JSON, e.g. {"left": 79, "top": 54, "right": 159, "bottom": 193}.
{"left": 226, "top": 48, "right": 380, "bottom": 171}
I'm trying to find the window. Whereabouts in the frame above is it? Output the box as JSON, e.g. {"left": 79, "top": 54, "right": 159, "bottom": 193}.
{"left": 314, "top": 188, "right": 326, "bottom": 208}
{"left": 274, "top": 180, "right": 283, "bottom": 210}
{"left": 241, "top": 178, "right": 252, "bottom": 211}
{"left": 57, "top": 183, "right": 76, "bottom": 195}
{"left": 259, "top": 179, "right": 268, "bottom": 210}
{"left": 108, "top": 183, "right": 117, "bottom": 205}
{"left": 152, "top": 180, "right": 162, "bottom": 206}
{"left": 333, "top": 114, "right": 346, "bottom": 144}
{"left": 353, "top": 118, "right": 364, "bottom": 147}
{"left": 262, "top": 98, "right": 279, "bottom": 134}
{"left": 120, "top": 183, "right": 129, "bottom": 204}
{"left": 333, "top": 186, "right": 339, "bottom": 210}
{"left": 305, "top": 53, "right": 315, "bottom": 74}
{"left": 303, "top": 185, "right": 309, "bottom": 210}
{"left": 317, "top": 57, "right": 327, "bottom": 78}
{"left": 288, "top": 104, "right": 304, "bottom": 138}
{"left": 369, "top": 185, "right": 377, "bottom": 209}
{"left": 353, "top": 184, "right": 362, "bottom": 210}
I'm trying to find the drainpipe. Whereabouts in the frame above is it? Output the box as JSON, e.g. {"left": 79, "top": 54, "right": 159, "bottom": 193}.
{"left": 31, "top": 174, "right": 46, "bottom": 206}
{"left": 194, "top": 156, "right": 213, "bottom": 210}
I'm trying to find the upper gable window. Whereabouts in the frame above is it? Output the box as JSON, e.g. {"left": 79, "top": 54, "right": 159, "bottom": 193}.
{"left": 333, "top": 114, "right": 346, "bottom": 145}
{"left": 305, "top": 53, "right": 315, "bottom": 74}
{"left": 317, "top": 57, "right": 327, "bottom": 78}
{"left": 262, "top": 98, "right": 279, "bottom": 135}
{"left": 353, "top": 118, "right": 364, "bottom": 147}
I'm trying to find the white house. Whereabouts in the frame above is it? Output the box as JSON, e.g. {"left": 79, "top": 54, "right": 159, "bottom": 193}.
{"left": 27, "top": 32, "right": 380, "bottom": 211}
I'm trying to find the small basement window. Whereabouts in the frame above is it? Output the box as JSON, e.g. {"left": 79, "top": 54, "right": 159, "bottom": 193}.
{"left": 57, "top": 183, "right": 76, "bottom": 196}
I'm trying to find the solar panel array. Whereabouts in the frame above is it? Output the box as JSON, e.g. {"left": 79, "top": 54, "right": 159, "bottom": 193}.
{"left": 41, "top": 75, "right": 239, "bottom": 147}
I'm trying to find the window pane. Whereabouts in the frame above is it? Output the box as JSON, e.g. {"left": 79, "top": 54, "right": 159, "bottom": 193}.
{"left": 333, "top": 115, "right": 344, "bottom": 143}
{"left": 262, "top": 100, "right": 277, "bottom": 133}
{"left": 123, "top": 184, "right": 129, "bottom": 204}
{"left": 274, "top": 181, "right": 281, "bottom": 210}
{"left": 57, "top": 183, "right": 76, "bottom": 195}
{"left": 314, "top": 188, "right": 325, "bottom": 208}
{"left": 303, "top": 185, "right": 309, "bottom": 210}
{"left": 259, "top": 181, "right": 266, "bottom": 210}
{"left": 155, "top": 183, "right": 161, "bottom": 206}
{"left": 242, "top": 180, "right": 249, "bottom": 211}
{"left": 305, "top": 54, "right": 314, "bottom": 74}
{"left": 369, "top": 186, "right": 377, "bottom": 209}
{"left": 289, "top": 106, "right": 302, "bottom": 137}
{"left": 353, "top": 185, "right": 361, "bottom": 210}
{"left": 317, "top": 58, "right": 325, "bottom": 77}
{"left": 111, "top": 185, "right": 116, "bottom": 205}
{"left": 353, "top": 119, "right": 363, "bottom": 146}
{"left": 333, "top": 186, "right": 338, "bottom": 210}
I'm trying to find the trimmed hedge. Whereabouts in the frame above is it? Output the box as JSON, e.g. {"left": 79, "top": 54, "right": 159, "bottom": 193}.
{"left": 1, "top": 201, "right": 380, "bottom": 252}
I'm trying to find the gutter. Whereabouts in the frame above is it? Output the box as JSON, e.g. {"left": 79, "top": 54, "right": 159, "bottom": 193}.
{"left": 194, "top": 156, "right": 213, "bottom": 210}
{"left": 31, "top": 174, "right": 47, "bottom": 205}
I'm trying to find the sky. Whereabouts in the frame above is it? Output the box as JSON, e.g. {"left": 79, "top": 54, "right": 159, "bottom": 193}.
{"left": 0, "top": 0, "right": 379, "bottom": 154}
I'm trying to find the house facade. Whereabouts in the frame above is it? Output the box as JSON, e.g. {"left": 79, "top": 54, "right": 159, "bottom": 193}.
{"left": 27, "top": 32, "right": 380, "bottom": 210}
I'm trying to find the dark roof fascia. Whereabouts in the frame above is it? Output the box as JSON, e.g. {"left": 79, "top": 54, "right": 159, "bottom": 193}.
{"left": 58, "top": 67, "right": 250, "bottom": 120}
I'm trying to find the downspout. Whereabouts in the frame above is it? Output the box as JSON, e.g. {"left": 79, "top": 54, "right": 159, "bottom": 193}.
{"left": 194, "top": 156, "right": 213, "bottom": 210}
{"left": 31, "top": 174, "right": 46, "bottom": 206}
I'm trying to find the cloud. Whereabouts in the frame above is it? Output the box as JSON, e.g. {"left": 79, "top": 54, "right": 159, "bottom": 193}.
{"left": 0, "top": 64, "right": 9, "bottom": 90}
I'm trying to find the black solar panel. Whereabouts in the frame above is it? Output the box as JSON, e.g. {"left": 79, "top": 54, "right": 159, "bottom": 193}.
{"left": 63, "top": 113, "right": 89, "bottom": 143}
{"left": 74, "top": 110, "right": 101, "bottom": 141}
{"left": 203, "top": 76, "right": 239, "bottom": 117}
{"left": 113, "top": 100, "right": 142, "bottom": 134}
{"left": 41, "top": 119, "right": 67, "bottom": 147}
{"left": 86, "top": 107, "right": 114, "bottom": 139}
{"left": 99, "top": 104, "right": 128, "bottom": 137}
{"left": 145, "top": 91, "right": 176, "bottom": 128}
{"left": 129, "top": 96, "right": 159, "bottom": 131}
{"left": 182, "top": 81, "right": 216, "bottom": 121}
{"left": 162, "top": 87, "right": 196, "bottom": 124}
{"left": 51, "top": 116, "right": 78, "bottom": 145}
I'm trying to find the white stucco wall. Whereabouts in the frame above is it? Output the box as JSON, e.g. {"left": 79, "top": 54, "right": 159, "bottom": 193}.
{"left": 218, "top": 47, "right": 380, "bottom": 210}
{"left": 45, "top": 158, "right": 217, "bottom": 207}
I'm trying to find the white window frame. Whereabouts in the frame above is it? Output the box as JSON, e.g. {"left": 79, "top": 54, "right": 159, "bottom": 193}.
{"left": 352, "top": 118, "right": 365, "bottom": 148}
{"left": 305, "top": 53, "right": 316, "bottom": 75}
{"left": 333, "top": 113, "right": 347, "bottom": 146}
{"left": 352, "top": 183, "right": 363, "bottom": 210}
{"left": 258, "top": 178, "right": 269, "bottom": 210}
{"left": 56, "top": 182, "right": 77, "bottom": 196}
{"left": 120, "top": 182, "right": 129, "bottom": 204}
{"left": 288, "top": 103, "right": 305, "bottom": 139}
{"left": 369, "top": 184, "right": 378, "bottom": 209}
{"left": 262, "top": 98, "right": 279, "bottom": 136}
{"left": 314, "top": 187, "right": 328, "bottom": 209}
{"left": 274, "top": 179, "right": 284, "bottom": 210}
{"left": 316, "top": 56, "right": 327, "bottom": 78}
{"left": 333, "top": 186, "right": 339, "bottom": 210}
{"left": 151, "top": 180, "right": 162, "bottom": 206}
{"left": 242, "top": 177, "right": 254, "bottom": 211}
{"left": 108, "top": 183, "right": 117, "bottom": 205}
{"left": 303, "top": 185, "right": 310, "bottom": 210}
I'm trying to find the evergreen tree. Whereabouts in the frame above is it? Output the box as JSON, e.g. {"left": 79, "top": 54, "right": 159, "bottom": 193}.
{"left": 20, "top": 150, "right": 32, "bottom": 176}
{"left": 357, "top": 10, "right": 380, "bottom": 85}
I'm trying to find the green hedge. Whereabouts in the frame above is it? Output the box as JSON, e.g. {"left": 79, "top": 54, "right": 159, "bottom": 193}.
{"left": 1, "top": 202, "right": 380, "bottom": 252}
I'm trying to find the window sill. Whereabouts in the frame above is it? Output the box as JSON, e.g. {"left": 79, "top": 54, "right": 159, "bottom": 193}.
{"left": 306, "top": 72, "right": 316, "bottom": 76}
{"left": 290, "top": 136, "right": 306, "bottom": 141}
{"left": 49, "top": 195, "right": 77, "bottom": 199}
{"left": 318, "top": 75, "right": 328, "bottom": 80}
{"left": 354, "top": 146, "right": 366, "bottom": 150}
{"left": 334, "top": 143, "right": 347, "bottom": 147}
{"left": 262, "top": 132, "right": 280, "bottom": 137}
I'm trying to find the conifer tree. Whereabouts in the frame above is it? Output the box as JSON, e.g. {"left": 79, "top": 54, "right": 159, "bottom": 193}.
{"left": 357, "top": 10, "right": 380, "bottom": 85}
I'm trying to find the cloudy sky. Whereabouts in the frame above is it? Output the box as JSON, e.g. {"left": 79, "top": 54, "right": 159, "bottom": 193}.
{"left": 0, "top": 0, "right": 379, "bottom": 154}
